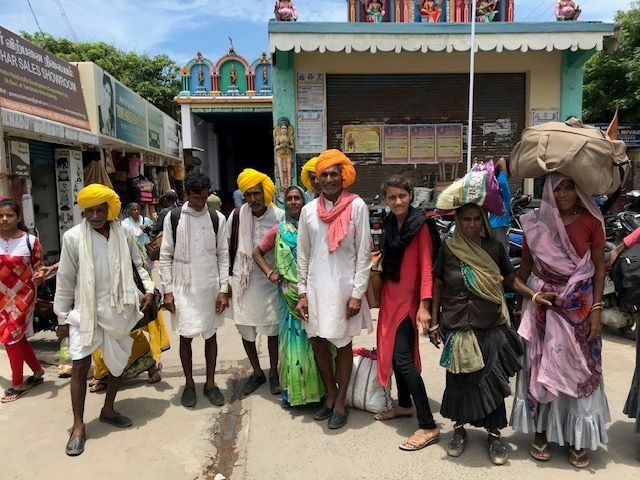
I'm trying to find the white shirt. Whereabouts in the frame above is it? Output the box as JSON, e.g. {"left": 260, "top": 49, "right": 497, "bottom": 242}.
{"left": 228, "top": 205, "right": 284, "bottom": 326}
{"left": 297, "top": 196, "right": 372, "bottom": 339}
{"left": 54, "top": 223, "right": 153, "bottom": 339}
{"left": 159, "top": 208, "right": 229, "bottom": 336}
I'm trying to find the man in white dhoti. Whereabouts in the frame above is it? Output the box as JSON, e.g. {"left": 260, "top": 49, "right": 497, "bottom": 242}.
{"left": 228, "top": 168, "right": 284, "bottom": 396}
{"left": 54, "top": 184, "right": 154, "bottom": 456}
{"left": 160, "top": 172, "right": 229, "bottom": 408}
{"left": 296, "top": 149, "right": 372, "bottom": 429}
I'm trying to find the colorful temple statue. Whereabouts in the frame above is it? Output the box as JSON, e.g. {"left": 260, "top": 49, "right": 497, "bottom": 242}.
{"left": 420, "top": 0, "right": 442, "bottom": 22}
{"left": 365, "top": 0, "right": 386, "bottom": 22}
{"left": 476, "top": 0, "right": 498, "bottom": 22}
{"left": 274, "top": 117, "right": 295, "bottom": 191}
{"left": 555, "top": 0, "right": 580, "bottom": 21}
{"left": 274, "top": 0, "right": 298, "bottom": 21}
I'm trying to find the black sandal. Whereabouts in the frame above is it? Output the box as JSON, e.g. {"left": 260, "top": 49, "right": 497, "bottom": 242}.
{"left": 488, "top": 432, "right": 508, "bottom": 465}
{"left": 181, "top": 386, "right": 197, "bottom": 407}
{"left": 65, "top": 434, "right": 86, "bottom": 456}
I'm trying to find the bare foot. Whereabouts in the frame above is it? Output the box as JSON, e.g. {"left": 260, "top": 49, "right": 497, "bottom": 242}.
{"left": 374, "top": 405, "right": 415, "bottom": 421}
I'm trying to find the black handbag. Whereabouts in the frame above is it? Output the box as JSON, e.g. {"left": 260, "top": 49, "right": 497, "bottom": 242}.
{"left": 131, "top": 262, "right": 160, "bottom": 330}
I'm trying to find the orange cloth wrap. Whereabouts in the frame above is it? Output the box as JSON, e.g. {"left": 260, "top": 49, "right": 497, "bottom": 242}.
{"left": 315, "top": 149, "right": 356, "bottom": 188}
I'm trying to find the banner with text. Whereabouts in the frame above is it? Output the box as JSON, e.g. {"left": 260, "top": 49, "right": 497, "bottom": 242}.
{"left": 0, "top": 26, "right": 90, "bottom": 129}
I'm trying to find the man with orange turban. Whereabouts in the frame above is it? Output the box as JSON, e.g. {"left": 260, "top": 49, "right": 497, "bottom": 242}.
{"left": 295, "top": 149, "right": 372, "bottom": 429}
{"left": 227, "top": 168, "right": 284, "bottom": 396}
{"left": 54, "top": 183, "right": 154, "bottom": 456}
{"left": 300, "top": 156, "right": 321, "bottom": 199}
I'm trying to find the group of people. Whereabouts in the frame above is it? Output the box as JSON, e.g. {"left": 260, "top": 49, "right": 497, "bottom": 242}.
{"left": 1, "top": 147, "right": 639, "bottom": 466}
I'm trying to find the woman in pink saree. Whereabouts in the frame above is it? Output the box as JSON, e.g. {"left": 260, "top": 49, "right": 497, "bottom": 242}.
{"left": 511, "top": 174, "right": 609, "bottom": 468}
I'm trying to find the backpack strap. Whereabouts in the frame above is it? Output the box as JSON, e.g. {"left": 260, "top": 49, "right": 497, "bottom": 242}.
{"left": 171, "top": 206, "right": 219, "bottom": 242}
{"left": 170, "top": 207, "right": 181, "bottom": 242}
{"left": 229, "top": 207, "right": 241, "bottom": 275}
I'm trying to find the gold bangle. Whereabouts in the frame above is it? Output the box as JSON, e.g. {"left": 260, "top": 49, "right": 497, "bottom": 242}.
{"left": 428, "top": 324, "right": 440, "bottom": 333}
{"left": 590, "top": 305, "right": 604, "bottom": 312}
{"left": 532, "top": 292, "right": 541, "bottom": 304}
{"left": 591, "top": 301, "right": 604, "bottom": 309}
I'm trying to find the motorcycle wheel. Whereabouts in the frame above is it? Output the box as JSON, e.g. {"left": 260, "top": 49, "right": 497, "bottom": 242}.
{"left": 619, "top": 322, "right": 637, "bottom": 341}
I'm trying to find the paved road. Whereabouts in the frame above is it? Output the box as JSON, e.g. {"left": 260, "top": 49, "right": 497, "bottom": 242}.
{"left": 0, "top": 314, "right": 638, "bottom": 480}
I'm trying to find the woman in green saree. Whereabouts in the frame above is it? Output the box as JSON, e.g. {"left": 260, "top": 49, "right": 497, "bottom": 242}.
{"left": 253, "top": 185, "right": 325, "bottom": 407}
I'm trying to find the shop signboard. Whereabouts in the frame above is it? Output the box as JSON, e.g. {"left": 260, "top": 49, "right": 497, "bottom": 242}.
{"left": 55, "top": 149, "right": 84, "bottom": 243}
{"left": 0, "top": 26, "right": 90, "bottom": 130}
{"left": 115, "top": 82, "right": 147, "bottom": 147}
{"left": 342, "top": 125, "right": 382, "bottom": 154}
{"left": 2, "top": 109, "right": 99, "bottom": 145}
{"left": 9, "top": 140, "right": 30, "bottom": 176}
{"left": 436, "top": 124, "right": 463, "bottom": 163}
{"left": 383, "top": 125, "right": 410, "bottom": 164}
{"left": 164, "top": 114, "right": 182, "bottom": 159}
{"left": 147, "top": 105, "right": 164, "bottom": 151}
{"left": 409, "top": 124, "right": 437, "bottom": 164}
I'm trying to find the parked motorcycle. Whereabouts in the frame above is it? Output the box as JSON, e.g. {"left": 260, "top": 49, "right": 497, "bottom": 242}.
{"left": 601, "top": 190, "right": 640, "bottom": 340}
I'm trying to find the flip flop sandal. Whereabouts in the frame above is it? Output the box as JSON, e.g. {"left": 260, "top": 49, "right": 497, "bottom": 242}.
{"left": 99, "top": 412, "right": 133, "bottom": 428}
{"left": 25, "top": 375, "right": 44, "bottom": 388}
{"left": 1, "top": 388, "right": 28, "bottom": 403}
{"left": 89, "top": 381, "right": 107, "bottom": 393}
{"left": 569, "top": 447, "right": 590, "bottom": 468}
{"left": 147, "top": 362, "right": 162, "bottom": 384}
{"left": 399, "top": 432, "right": 439, "bottom": 451}
{"left": 530, "top": 441, "right": 551, "bottom": 461}
{"left": 65, "top": 435, "right": 86, "bottom": 456}
{"left": 374, "top": 407, "right": 414, "bottom": 421}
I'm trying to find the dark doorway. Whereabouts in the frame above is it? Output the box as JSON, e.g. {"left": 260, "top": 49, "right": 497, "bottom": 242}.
{"left": 200, "top": 112, "right": 274, "bottom": 194}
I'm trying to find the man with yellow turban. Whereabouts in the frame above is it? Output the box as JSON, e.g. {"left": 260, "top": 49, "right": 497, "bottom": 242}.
{"left": 300, "top": 156, "right": 321, "bottom": 199}
{"left": 54, "top": 184, "right": 154, "bottom": 456}
{"left": 295, "top": 149, "right": 372, "bottom": 430}
{"left": 227, "top": 168, "right": 284, "bottom": 396}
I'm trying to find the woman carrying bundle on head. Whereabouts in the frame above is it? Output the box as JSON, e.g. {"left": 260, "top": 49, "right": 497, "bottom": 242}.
{"left": 510, "top": 174, "right": 609, "bottom": 468}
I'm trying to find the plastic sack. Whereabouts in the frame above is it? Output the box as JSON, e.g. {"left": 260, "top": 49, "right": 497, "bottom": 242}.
{"left": 470, "top": 161, "right": 504, "bottom": 216}
{"left": 346, "top": 348, "right": 392, "bottom": 413}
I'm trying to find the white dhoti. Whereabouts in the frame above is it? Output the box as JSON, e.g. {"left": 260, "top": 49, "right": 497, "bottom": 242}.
{"left": 69, "top": 322, "right": 132, "bottom": 377}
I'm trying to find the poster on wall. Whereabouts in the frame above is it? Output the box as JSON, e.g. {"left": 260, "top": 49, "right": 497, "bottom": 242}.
{"left": 96, "top": 69, "right": 117, "bottom": 137}
{"left": 436, "top": 124, "right": 463, "bottom": 163}
{"left": 10, "top": 140, "right": 30, "bottom": 176}
{"left": 531, "top": 109, "right": 559, "bottom": 126}
{"left": 342, "top": 125, "right": 382, "bottom": 154}
{"left": 409, "top": 125, "right": 436, "bottom": 164}
{"left": 296, "top": 73, "right": 326, "bottom": 153}
{"left": 0, "top": 26, "right": 90, "bottom": 130}
{"left": 55, "top": 149, "right": 84, "bottom": 243}
{"left": 383, "top": 125, "right": 410, "bottom": 164}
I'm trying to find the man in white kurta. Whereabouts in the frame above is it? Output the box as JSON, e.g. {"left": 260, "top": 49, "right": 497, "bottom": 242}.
{"left": 297, "top": 149, "right": 372, "bottom": 430}
{"left": 228, "top": 169, "right": 284, "bottom": 396}
{"left": 159, "top": 172, "right": 229, "bottom": 408}
{"left": 54, "top": 185, "right": 154, "bottom": 456}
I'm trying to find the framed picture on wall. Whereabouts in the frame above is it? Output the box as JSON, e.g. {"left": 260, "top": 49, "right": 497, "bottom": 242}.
{"left": 342, "top": 125, "right": 382, "bottom": 153}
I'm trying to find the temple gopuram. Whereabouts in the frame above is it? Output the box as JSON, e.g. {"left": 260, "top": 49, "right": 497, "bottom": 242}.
{"left": 175, "top": 47, "right": 275, "bottom": 200}
{"left": 347, "top": 0, "right": 515, "bottom": 23}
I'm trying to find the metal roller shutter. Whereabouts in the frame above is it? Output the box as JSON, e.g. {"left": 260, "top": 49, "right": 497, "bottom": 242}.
{"left": 323, "top": 73, "right": 525, "bottom": 201}
{"left": 28, "top": 139, "right": 54, "bottom": 167}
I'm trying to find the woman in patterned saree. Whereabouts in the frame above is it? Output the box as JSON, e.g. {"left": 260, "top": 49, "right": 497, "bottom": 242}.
{"left": 511, "top": 174, "right": 609, "bottom": 468}
{"left": 253, "top": 185, "right": 324, "bottom": 407}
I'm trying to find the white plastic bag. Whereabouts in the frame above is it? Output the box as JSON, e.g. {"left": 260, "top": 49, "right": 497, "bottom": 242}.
{"left": 346, "top": 348, "right": 392, "bottom": 413}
